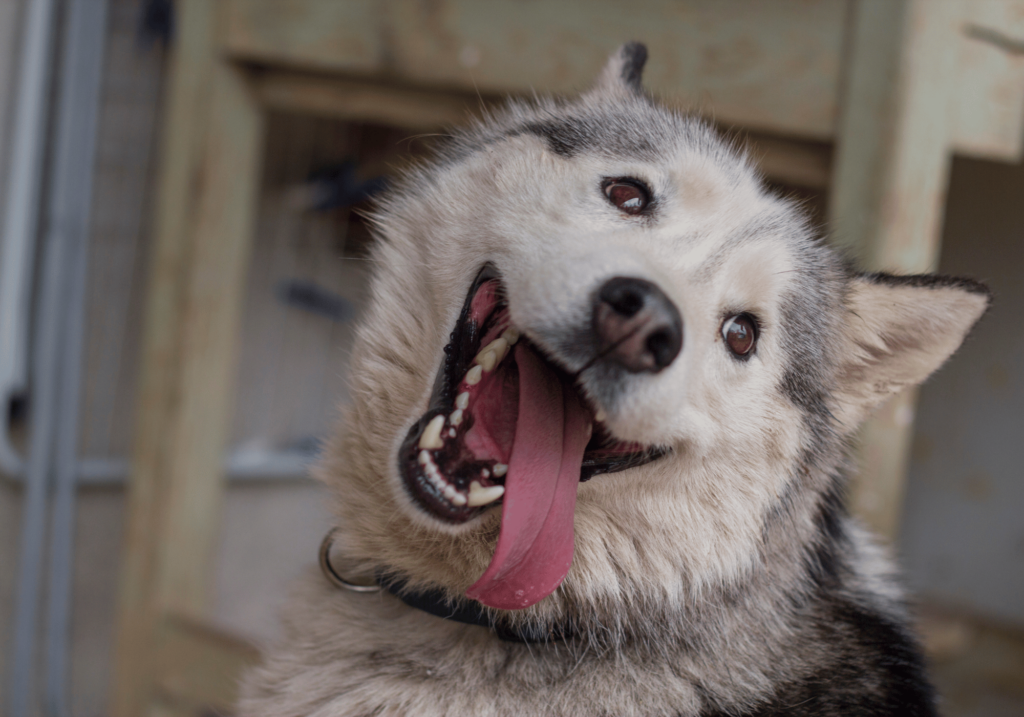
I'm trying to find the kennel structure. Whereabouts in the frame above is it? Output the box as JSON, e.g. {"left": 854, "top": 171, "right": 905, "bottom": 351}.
{"left": 3, "top": 0, "right": 1023, "bottom": 715}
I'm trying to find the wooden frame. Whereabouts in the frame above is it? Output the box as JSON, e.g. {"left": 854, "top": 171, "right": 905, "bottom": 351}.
{"left": 111, "top": 1, "right": 1024, "bottom": 714}
{"left": 110, "top": 3, "right": 263, "bottom": 714}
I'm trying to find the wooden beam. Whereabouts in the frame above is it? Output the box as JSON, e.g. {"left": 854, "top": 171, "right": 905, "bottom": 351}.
{"left": 829, "top": 0, "right": 963, "bottom": 539}
{"left": 254, "top": 69, "right": 484, "bottom": 129}
{"left": 254, "top": 67, "right": 835, "bottom": 191}
{"left": 151, "top": 57, "right": 264, "bottom": 618}
{"left": 111, "top": 3, "right": 265, "bottom": 716}
{"left": 743, "top": 133, "right": 832, "bottom": 189}
{"left": 110, "top": 1, "right": 222, "bottom": 713}
{"left": 953, "top": 0, "right": 1024, "bottom": 162}
{"left": 154, "top": 613, "right": 261, "bottom": 714}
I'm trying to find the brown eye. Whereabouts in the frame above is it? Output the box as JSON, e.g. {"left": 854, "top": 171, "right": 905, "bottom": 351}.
{"left": 603, "top": 179, "right": 650, "bottom": 215}
{"left": 722, "top": 314, "right": 758, "bottom": 358}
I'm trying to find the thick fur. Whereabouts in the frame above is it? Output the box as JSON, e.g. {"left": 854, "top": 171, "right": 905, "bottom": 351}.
{"left": 239, "top": 45, "right": 990, "bottom": 717}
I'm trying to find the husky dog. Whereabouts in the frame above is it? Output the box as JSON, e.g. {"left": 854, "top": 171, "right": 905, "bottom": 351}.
{"left": 240, "top": 44, "right": 989, "bottom": 716}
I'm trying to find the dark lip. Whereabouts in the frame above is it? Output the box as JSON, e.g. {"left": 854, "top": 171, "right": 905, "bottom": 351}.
{"left": 399, "top": 264, "right": 668, "bottom": 523}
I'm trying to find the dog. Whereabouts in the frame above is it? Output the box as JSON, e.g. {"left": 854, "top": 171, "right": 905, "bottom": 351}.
{"left": 239, "top": 44, "right": 990, "bottom": 716}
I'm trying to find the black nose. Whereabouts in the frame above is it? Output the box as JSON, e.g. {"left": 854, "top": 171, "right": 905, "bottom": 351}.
{"left": 593, "top": 277, "right": 683, "bottom": 373}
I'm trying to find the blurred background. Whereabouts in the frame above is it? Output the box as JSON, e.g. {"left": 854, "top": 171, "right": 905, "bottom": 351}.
{"left": 0, "top": 0, "right": 1021, "bottom": 715}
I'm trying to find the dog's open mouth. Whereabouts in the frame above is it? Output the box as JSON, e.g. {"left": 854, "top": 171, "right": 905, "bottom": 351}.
{"left": 399, "top": 265, "right": 664, "bottom": 609}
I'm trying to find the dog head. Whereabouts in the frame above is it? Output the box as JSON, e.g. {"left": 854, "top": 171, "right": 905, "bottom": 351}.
{"left": 321, "top": 44, "right": 989, "bottom": 624}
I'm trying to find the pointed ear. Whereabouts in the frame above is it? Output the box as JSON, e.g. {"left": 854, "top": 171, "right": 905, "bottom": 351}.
{"left": 589, "top": 42, "right": 648, "bottom": 98}
{"left": 833, "top": 273, "right": 991, "bottom": 428}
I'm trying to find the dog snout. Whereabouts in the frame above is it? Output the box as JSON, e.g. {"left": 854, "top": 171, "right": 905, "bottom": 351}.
{"left": 593, "top": 277, "right": 683, "bottom": 373}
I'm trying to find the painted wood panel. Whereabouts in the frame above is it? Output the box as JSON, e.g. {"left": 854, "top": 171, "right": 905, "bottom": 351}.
{"left": 954, "top": 0, "right": 1024, "bottom": 161}
{"left": 225, "top": 0, "right": 1024, "bottom": 161}
{"left": 225, "top": 0, "right": 848, "bottom": 139}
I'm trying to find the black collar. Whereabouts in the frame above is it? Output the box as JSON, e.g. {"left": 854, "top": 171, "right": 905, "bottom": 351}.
{"left": 377, "top": 572, "right": 576, "bottom": 644}
{"left": 318, "top": 530, "right": 573, "bottom": 643}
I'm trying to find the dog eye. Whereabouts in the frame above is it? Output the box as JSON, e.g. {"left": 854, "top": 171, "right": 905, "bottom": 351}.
{"left": 722, "top": 314, "right": 758, "bottom": 358}
{"left": 603, "top": 179, "right": 650, "bottom": 215}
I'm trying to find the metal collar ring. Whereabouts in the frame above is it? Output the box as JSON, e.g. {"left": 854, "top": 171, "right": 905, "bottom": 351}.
{"left": 318, "top": 528, "right": 381, "bottom": 593}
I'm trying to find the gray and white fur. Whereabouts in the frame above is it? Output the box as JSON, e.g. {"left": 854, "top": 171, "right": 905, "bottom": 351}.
{"left": 239, "top": 44, "right": 990, "bottom": 717}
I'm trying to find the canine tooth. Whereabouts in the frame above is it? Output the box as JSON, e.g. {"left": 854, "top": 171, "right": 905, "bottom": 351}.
{"left": 450, "top": 408, "right": 463, "bottom": 426}
{"left": 492, "top": 463, "right": 508, "bottom": 477}
{"left": 418, "top": 450, "right": 430, "bottom": 466}
{"left": 467, "top": 481, "right": 505, "bottom": 507}
{"left": 476, "top": 337, "right": 509, "bottom": 370}
{"left": 455, "top": 392, "right": 469, "bottom": 410}
{"left": 419, "top": 415, "right": 445, "bottom": 450}
{"left": 466, "top": 365, "right": 483, "bottom": 385}
{"left": 502, "top": 327, "right": 520, "bottom": 345}
{"left": 595, "top": 408, "right": 607, "bottom": 422}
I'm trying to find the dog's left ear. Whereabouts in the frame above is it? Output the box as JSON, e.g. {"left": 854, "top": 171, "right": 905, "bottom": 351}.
{"left": 833, "top": 273, "right": 991, "bottom": 429}
{"left": 590, "top": 42, "right": 648, "bottom": 97}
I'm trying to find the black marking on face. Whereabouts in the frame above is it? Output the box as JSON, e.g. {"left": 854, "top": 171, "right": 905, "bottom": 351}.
{"left": 522, "top": 120, "right": 590, "bottom": 158}
{"left": 619, "top": 42, "right": 648, "bottom": 92}
{"left": 781, "top": 369, "right": 829, "bottom": 424}
{"left": 517, "top": 112, "right": 659, "bottom": 161}
{"left": 775, "top": 247, "right": 844, "bottom": 436}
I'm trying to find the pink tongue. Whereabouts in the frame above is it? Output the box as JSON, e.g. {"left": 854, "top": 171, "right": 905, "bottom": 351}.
{"left": 465, "top": 345, "right": 592, "bottom": 610}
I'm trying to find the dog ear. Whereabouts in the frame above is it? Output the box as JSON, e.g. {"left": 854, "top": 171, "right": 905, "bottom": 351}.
{"left": 833, "top": 273, "right": 990, "bottom": 428}
{"left": 590, "top": 42, "right": 648, "bottom": 97}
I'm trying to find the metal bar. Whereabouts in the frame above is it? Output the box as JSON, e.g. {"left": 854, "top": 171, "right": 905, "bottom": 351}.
{"left": 0, "top": 0, "right": 59, "bottom": 478}
{"left": 2, "top": 449, "right": 316, "bottom": 486}
{"left": 7, "top": 130, "right": 69, "bottom": 717}
{"left": 41, "top": 0, "right": 109, "bottom": 713}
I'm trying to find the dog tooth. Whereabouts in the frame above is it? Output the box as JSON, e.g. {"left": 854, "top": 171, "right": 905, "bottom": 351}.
{"left": 455, "top": 392, "right": 469, "bottom": 410}
{"left": 595, "top": 408, "right": 607, "bottom": 422}
{"left": 419, "top": 415, "right": 445, "bottom": 450}
{"left": 418, "top": 450, "right": 430, "bottom": 466}
{"left": 467, "top": 481, "right": 505, "bottom": 507}
{"left": 476, "top": 337, "right": 509, "bottom": 370}
{"left": 442, "top": 484, "right": 467, "bottom": 506}
{"left": 492, "top": 463, "right": 508, "bottom": 477}
{"left": 502, "top": 327, "right": 520, "bottom": 345}
{"left": 476, "top": 349, "right": 497, "bottom": 372}
{"left": 466, "top": 365, "right": 483, "bottom": 385}
{"left": 450, "top": 408, "right": 463, "bottom": 426}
